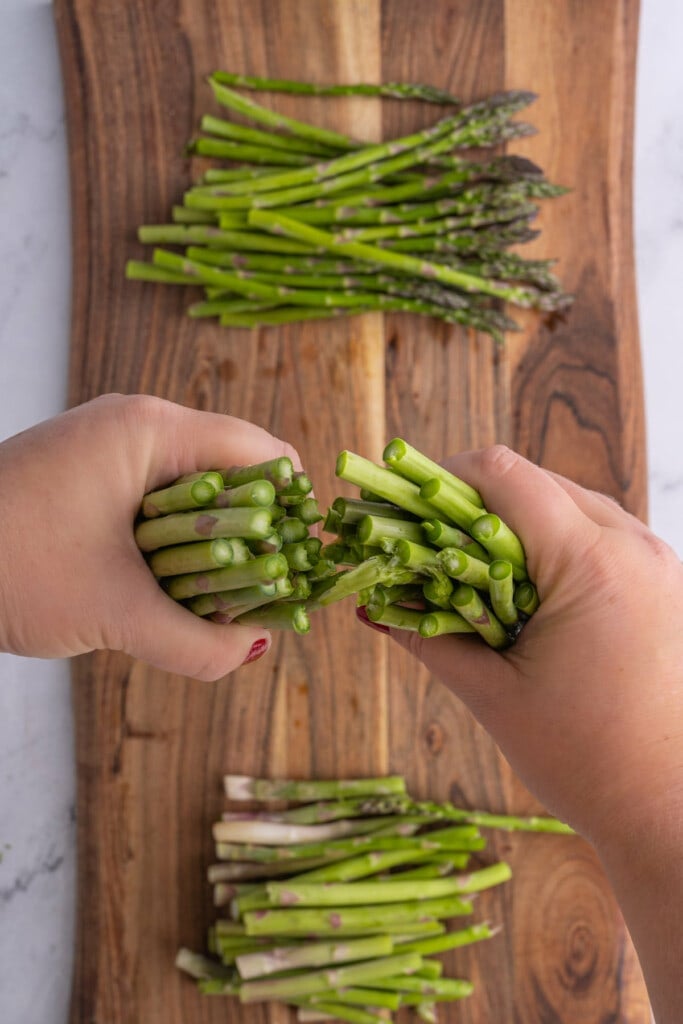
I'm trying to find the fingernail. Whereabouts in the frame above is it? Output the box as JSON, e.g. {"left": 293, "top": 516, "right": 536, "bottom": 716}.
{"left": 356, "top": 606, "right": 390, "bottom": 635}
{"left": 243, "top": 637, "right": 270, "bottom": 665}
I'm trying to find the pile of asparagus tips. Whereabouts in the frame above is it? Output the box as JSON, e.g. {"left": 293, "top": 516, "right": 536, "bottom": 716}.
{"left": 126, "top": 71, "right": 572, "bottom": 342}
{"left": 135, "top": 458, "right": 338, "bottom": 635}
{"left": 177, "top": 773, "right": 573, "bottom": 1021}
{"left": 319, "top": 439, "right": 539, "bottom": 649}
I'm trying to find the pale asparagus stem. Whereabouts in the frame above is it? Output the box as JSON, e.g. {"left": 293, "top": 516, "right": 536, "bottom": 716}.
{"left": 175, "top": 948, "right": 233, "bottom": 980}
{"left": 238, "top": 952, "right": 423, "bottom": 1002}
{"left": 135, "top": 506, "right": 273, "bottom": 552}
{"left": 141, "top": 476, "right": 220, "bottom": 517}
{"left": 208, "top": 857, "right": 342, "bottom": 882}
{"left": 235, "top": 935, "right": 394, "bottom": 981}
{"left": 212, "top": 818, "right": 396, "bottom": 846}
{"left": 450, "top": 584, "right": 509, "bottom": 649}
{"left": 469, "top": 513, "right": 528, "bottom": 579}
{"left": 148, "top": 538, "right": 237, "bottom": 578}
{"left": 167, "top": 553, "right": 288, "bottom": 601}
{"left": 488, "top": 560, "right": 519, "bottom": 625}
{"left": 266, "top": 863, "right": 511, "bottom": 905}
{"left": 223, "top": 775, "right": 407, "bottom": 801}
{"left": 244, "top": 897, "right": 474, "bottom": 937}
{"left": 382, "top": 438, "right": 483, "bottom": 508}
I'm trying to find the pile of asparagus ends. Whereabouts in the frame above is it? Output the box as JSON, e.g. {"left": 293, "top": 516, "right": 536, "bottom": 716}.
{"left": 135, "top": 459, "right": 336, "bottom": 635}
{"left": 126, "top": 71, "right": 571, "bottom": 341}
{"left": 322, "top": 439, "right": 538, "bottom": 649}
{"left": 177, "top": 774, "right": 572, "bottom": 1021}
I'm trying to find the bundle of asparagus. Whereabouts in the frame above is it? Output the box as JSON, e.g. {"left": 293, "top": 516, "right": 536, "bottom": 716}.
{"left": 126, "top": 72, "right": 571, "bottom": 341}
{"left": 177, "top": 773, "right": 572, "bottom": 1021}
{"left": 134, "top": 457, "right": 336, "bottom": 634}
{"left": 320, "top": 438, "right": 539, "bottom": 649}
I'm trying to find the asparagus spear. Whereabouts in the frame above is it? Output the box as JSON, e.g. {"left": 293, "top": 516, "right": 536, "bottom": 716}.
{"left": 167, "top": 553, "right": 289, "bottom": 601}
{"left": 238, "top": 952, "right": 423, "bottom": 1002}
{"left": 450, "top": 584, "right": 509, "bottom": 649}
{"left": 212, "top": 71, "right": 463, "bottom": 105}
{"left": 488, "top": 560, "right": 519, "bottom": 626}
{"left": 235, "top": 935, "right": 395, "bottom": 981}
{"left": 243, "top": 897, "right": 474, "bottom": 937}
{"left": 265, "top": 863, "right": 511, "bottom": 906}
{"left": 470, "top": 513, "right": 528, "bottom": 579}
{"left": 135, "top": 506, "right": 273, "bottom": 551}
{"left": 383, "top": 438, "right": 483, "bottom": 508}
{"left": 141, "top": 475, "right": 220, "bottom": 517}
{"left": 514, "top": 581, "right": 540, "bottom": 616}
{"left": 223, "top": 775, "right": 407, "bottom": 801}
{"left": 148, "top": 538, "right": 238, "bottom": 577}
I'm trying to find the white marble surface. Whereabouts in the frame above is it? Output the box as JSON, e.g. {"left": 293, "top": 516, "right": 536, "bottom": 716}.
{"left": 0, "top": 1, "right": 681, "bottom": 1020}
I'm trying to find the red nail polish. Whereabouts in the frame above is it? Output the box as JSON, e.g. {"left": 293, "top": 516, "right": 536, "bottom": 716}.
{"left": 356, "top": 606, "right": 390, "bottom": 635}
{"left": 243, "top": 638, "right": 270, "bottom": 665}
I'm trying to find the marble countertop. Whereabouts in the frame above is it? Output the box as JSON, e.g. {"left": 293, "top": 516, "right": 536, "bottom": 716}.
{"left": 1, "top": 2, "right": 680, "bottom": 1020}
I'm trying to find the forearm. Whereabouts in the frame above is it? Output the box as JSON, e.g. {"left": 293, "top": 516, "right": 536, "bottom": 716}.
{"left": 596, "top": 803, "right": 683, "bottom": 1023}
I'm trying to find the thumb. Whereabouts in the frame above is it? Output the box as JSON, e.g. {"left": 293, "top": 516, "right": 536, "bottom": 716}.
{"left": 115, "top": 564, "right": 271, "bottom": 680}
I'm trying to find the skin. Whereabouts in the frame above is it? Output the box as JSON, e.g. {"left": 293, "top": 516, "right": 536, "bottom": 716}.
{"left": 0, "top": 393, "right": 300, "bottom": 680}
{"left": 369, "top": 445, "right": 683, "bottom": 1024}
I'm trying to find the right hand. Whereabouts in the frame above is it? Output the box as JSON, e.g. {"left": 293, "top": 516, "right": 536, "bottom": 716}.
{"left": 382, "top": 445, "right": 683, "bottom": 857}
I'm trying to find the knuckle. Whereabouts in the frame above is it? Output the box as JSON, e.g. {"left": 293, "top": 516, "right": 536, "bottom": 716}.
{"left": 477, "top": 444, "right": 520, "bottom": 481}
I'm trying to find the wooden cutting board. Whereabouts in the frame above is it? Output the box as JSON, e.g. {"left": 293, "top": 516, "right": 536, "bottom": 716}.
{"left": 54, "top": 1, "right": 650, "bottom": 1021}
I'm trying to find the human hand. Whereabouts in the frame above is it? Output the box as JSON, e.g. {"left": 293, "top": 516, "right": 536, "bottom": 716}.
{"left": 0, "top": 393, "right": 299, "bottom": 679}
{"left": 368, "top": 445, "right": 683, "bottom": 857}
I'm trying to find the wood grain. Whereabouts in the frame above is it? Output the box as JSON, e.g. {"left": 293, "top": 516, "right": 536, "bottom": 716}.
{"left": 53, "top": 1, "right": 649, "bottom": 1021}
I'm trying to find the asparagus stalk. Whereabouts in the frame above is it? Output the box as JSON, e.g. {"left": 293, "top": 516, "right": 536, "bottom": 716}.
{"left": 208, "top": 479, "right": 276, "bottom": 508}
{"left": 488, "top": 560, "right": 519, "bottom": 626}
{"left": 396, "top": 922, "right": 497, "bottom": 956}
{"left": 234, "top": 602, "right": 311, "bottom": 634}
{"left": 418, "top": 611, "right": 476, "bottom": 637}
{"left": 211, "top": 71, "right": 463, "bottom": 105}
{"left": 265, "top": 863, "right": 511, "bottom": 906}
{"left": 235, "top": 935, "right": 395, "bottom": 981}
{"left": 296, "top": 1002, "right": 386, "bottom": 1024}
{"left": 243, "top": 897, "right": 474, "bottom": 937}
{"left": 223, "top": 775, "right": 407, "bottom": 801}
{"left": 421, "top": 519, "right": 489, "bottom": 561}
{"left": 418, "top": 478, "right": 484, "bottom": 532}
{"left": 238, "top": 952, "right": 423, "bottom": 1002}
{"left": 383, "top": 438, "right": 483, "bottom": 508}
{"left": 135, "top": 506, "right": 273, "bottom": 551}
{"left": 514, "top": 581, "right": 540, "bottom": 616}
{"left": 141, "top": 476, "right": 220, "bottom": 517}
{"left": 189, "top": 137, "right": 318, "bottom": 165}
{"left": 167, "top": 552, "right": 289, "bottom": 601}
{"left": 450, "top": 584, "right": 509, "bottom": 649}
{"left": 210, "top": 79, "right": 360, "bottom": 151}
{"left": 199, "top": 113, "right": 337, "bottom": 156}
{"left": 365, "top": 605, "right": 424, "bottom": 632}
{"left": 148, "top": 538, "right": 238, "bottom": 577}
{"left": 437, "top": 547, "right": 492, "bottom": 589}
{"left": 213, "top": 818, "right": 396, "bottom": 846}
{"left": 336, "top": 452, "right": 441, "bottom": 520}
{"left": 367, "top": 976, "right": 473, "bottom": 998}
{"left": 249, "top": 210, "right": 571, "bottom": 312}
{"left": 469, "top": 513, "right": 528, "bottom": 579}
{"left": 221, "top": 457, "right": 294, "bottom": 489}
